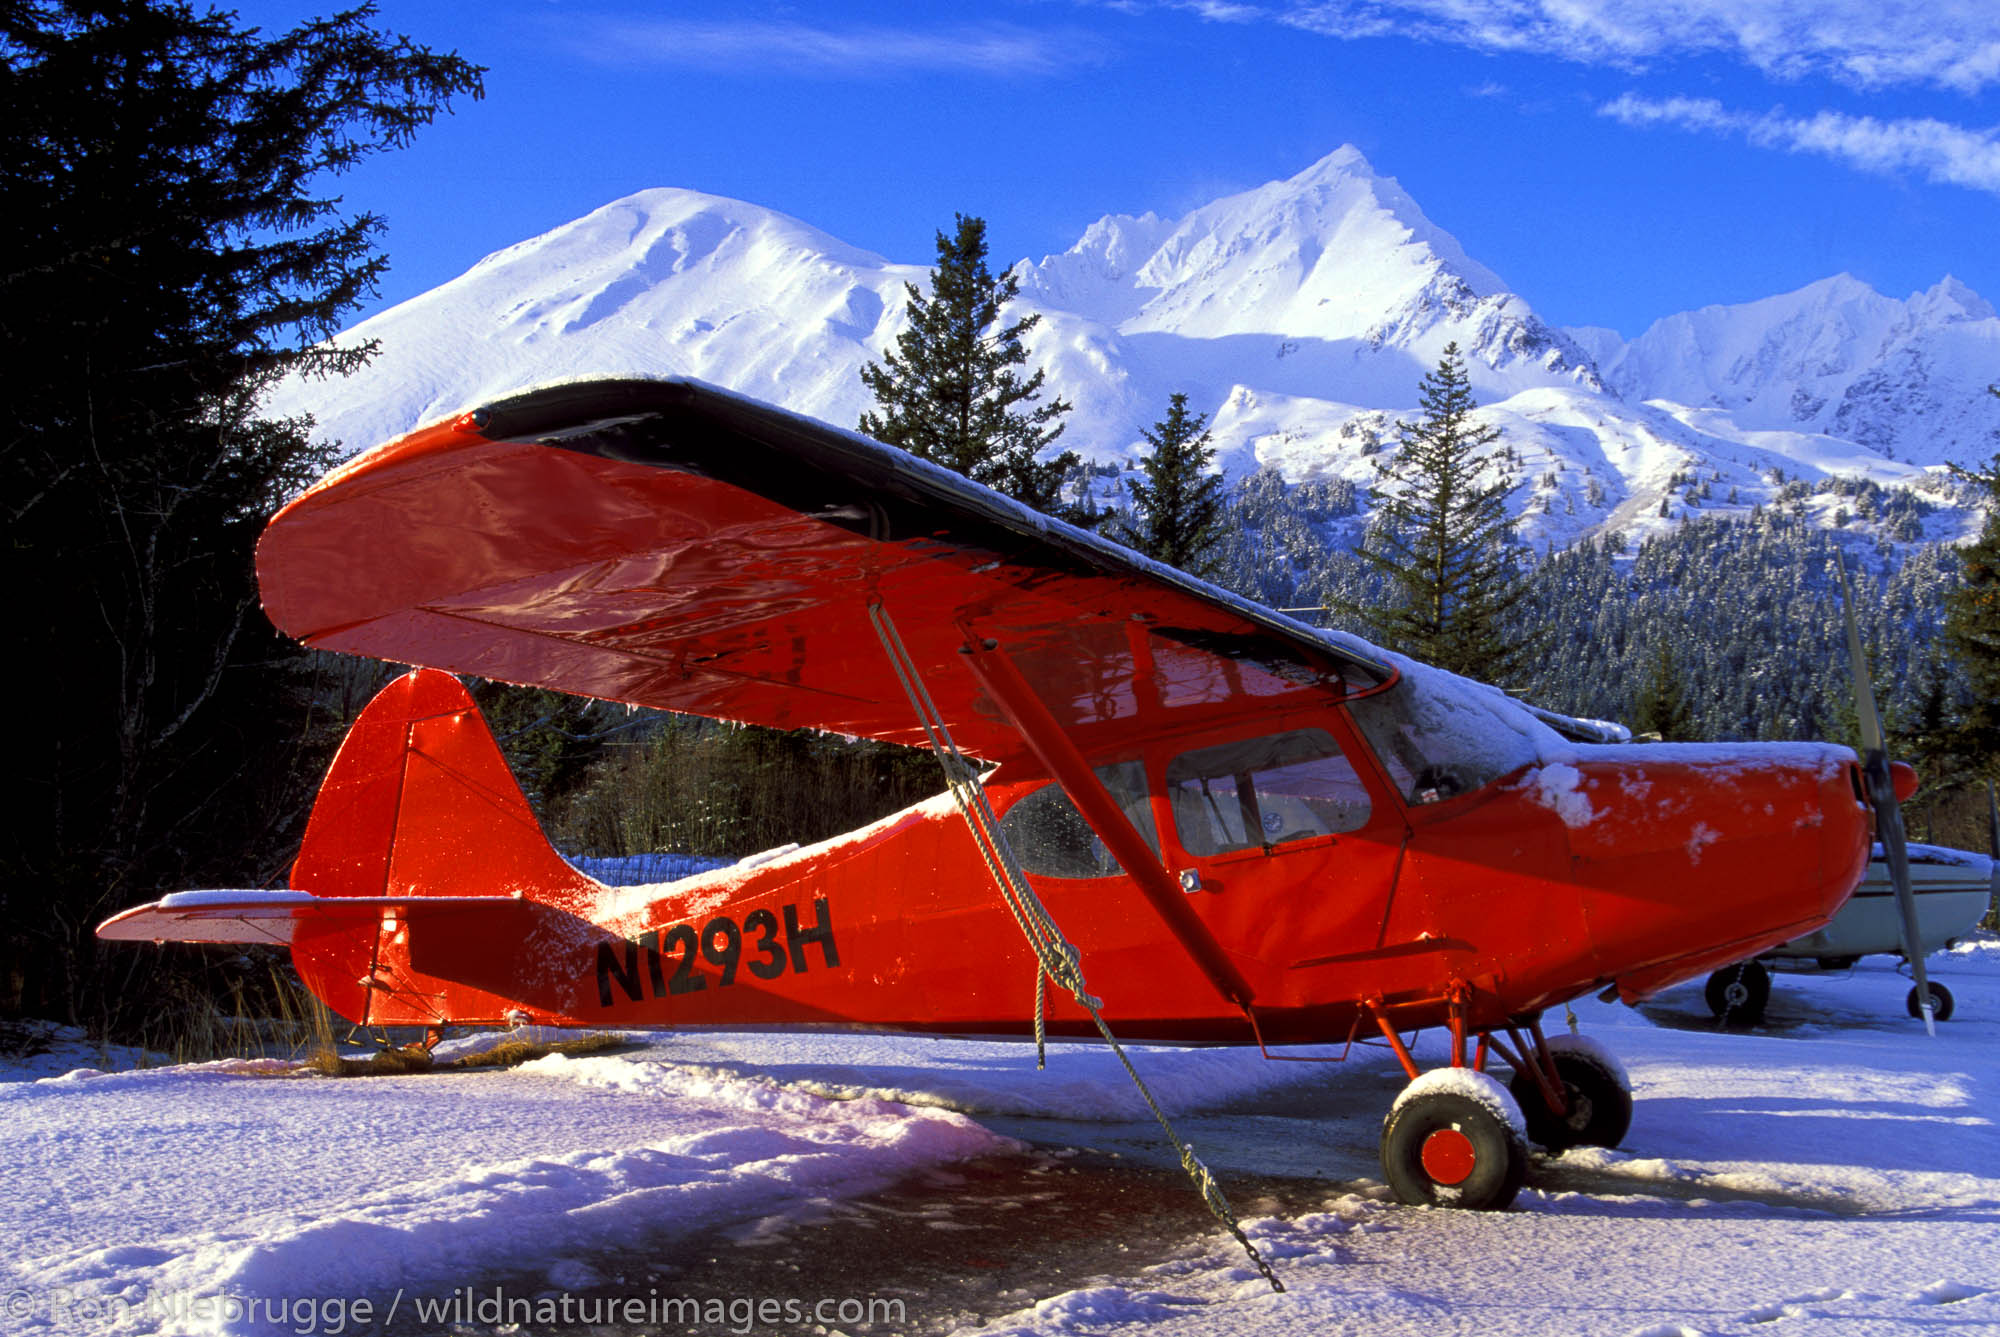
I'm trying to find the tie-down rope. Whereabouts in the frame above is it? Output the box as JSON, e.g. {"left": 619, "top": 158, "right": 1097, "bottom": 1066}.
{"left": 867, "top": 602, "right": 1283, "bottom": 1294}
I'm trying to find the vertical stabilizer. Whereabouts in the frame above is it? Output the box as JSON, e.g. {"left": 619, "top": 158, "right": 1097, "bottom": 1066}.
{"left": 290, "top": 668, "right": 600, "bottom": 1024}
{"left": 292, "top": 668, "right": 596, "bottom": 908}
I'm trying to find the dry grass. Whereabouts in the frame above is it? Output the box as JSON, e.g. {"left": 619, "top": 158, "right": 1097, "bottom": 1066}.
{"left": 300, "top": 1030, "right": 628, "bottom": 1078}
{"left": 300, "top": 1045, "right": 433, "bottom": 1077}
{"left": 444, "top": 1031, "right": 628, "bottom": 1069}
{"left": 120, "top": 961, "right": 339, "bottom": 1068}
{"left": 0, "top": 1019, "right": 58, "bottom": 1060}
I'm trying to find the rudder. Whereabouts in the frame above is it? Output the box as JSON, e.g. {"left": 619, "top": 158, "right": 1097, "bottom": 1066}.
{"left": 291, "top": 668, "right": 600, "bottom": 1025}
{"left": 293, "top": 668, "right": 595, "bottom": 906}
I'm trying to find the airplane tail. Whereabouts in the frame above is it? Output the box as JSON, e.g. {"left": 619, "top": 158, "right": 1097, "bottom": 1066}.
{"left": 100, "top": 669, "right": 605, "bottom": 1027}
{"left": 286, "top": 668, "right": 602, "bottom": 1025}
{"left": 290, "top": 667, "right": 593, "bottom": 909}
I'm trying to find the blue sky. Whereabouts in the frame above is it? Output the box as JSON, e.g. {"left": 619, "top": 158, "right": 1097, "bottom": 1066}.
{"left": 240, "top": 1, "right": 1999, "bottom": 337}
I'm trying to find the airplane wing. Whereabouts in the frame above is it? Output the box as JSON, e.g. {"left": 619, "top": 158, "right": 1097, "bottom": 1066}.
{"left": 260, "top": 378, "right": 1395, "bottom": 761}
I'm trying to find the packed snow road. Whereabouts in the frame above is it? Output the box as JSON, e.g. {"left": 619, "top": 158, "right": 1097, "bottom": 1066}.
{"left": 3, "top": 939, "right": 1995, "bottom": 1337}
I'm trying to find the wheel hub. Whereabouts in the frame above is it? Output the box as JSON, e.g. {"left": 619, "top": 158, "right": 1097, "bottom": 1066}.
{"left": 1419, "top": 1126, "right": 1478, "bottom": 1186}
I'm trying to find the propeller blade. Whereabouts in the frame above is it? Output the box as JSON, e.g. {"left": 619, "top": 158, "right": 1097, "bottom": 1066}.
{"left": 1836, "top": 559, "right": 1933, "bottom": 1035}
{"left": 1988, "top": 779, "right": 1997, "bottom": 859}
{"left": 1835, "top": 560, "right": 1886, "bottom": 757}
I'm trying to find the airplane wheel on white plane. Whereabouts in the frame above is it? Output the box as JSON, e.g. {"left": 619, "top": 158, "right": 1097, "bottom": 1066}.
{"left": 1509, "top": 1036, "right": 1634, "bottom": 1153}
{"left": 1380, "top": 1070, "right": 1527, "bottom": 1211}
{"left": 1704, "top": 960, "right": 1769, "bottom": 1026}
{"left": 1907, "top": 981, "right": 1955, "bottom": 1022}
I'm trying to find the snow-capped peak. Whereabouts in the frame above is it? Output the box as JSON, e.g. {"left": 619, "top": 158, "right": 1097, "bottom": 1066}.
{"left": 1030, "top": 144, "right": 1516, "bottom": 338}
{"left": 276, "top": 187, "right": 927, "bottom": 453}
{"left": 1591, "top": 272, "right": 2000, "bottom": 467}
{"left": 1912, "top": 275, "right": 1995, "bottom": 324}
{"left": 1016, "top": 145, "right": 1599, "bottom": 405}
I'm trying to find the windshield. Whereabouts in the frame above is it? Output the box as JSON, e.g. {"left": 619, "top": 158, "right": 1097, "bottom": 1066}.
{"left": 1346, "top": 676, "right": 1539, "bottom": 805}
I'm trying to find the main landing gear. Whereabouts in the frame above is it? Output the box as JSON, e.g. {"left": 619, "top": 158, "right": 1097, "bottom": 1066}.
{"left": 1704, "top": 960, "right": 1771, "bottom": 1025}
{"left": 1908, "top": 979, "right": 1955, "bottom": 1021}
{"left": 1381, "top": 1069, "right": 1528, "bottom": 1209}
{"left": 1371, "top": 1009, "right": 1635, "bottom": 1211}
{"left": 1705, "top": 959, "right": 1959, "bottom": 1025}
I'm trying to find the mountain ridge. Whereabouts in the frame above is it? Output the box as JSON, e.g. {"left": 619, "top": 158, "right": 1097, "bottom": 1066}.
{"left": 265, "top": 146, "right": 1996, "bottom": 557}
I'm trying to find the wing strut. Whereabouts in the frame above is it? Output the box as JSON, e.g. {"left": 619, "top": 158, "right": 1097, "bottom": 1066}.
{"left": 866, "top": 601, "right": 1282, "bottom": 1294}
{"left": 958, "top": 634, "right": 1258, "bottom": 1010}
{"left": 865, "top": 603, "right": 1101, "bottom": 1050}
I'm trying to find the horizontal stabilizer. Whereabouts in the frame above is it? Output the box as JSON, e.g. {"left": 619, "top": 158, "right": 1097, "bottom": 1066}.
{"left": 96, "top": 889, "right": 533, "bottom": 946}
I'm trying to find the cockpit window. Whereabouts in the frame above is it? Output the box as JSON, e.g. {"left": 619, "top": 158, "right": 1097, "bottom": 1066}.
{"left": 1166, "top": 728, "right": 1371, "bottom": 855}
{"left": 999, "top": 761, "right": 1157, "bottom": 879}
{"left": 1345, "top": 677, "right": 1537, "bottom": 804}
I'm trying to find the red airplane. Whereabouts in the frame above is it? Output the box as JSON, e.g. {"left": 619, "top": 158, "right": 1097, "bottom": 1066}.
{"left": 100, "top": 378, "right": 1879, "bottom": 1216}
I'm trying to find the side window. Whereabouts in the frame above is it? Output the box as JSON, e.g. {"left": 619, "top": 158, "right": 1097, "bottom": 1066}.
{"left": 998, "top": 761, "right": 1158, "bottom": 880}
{"left": 1167, "top": 728, "right": 1371, "bottom": 855}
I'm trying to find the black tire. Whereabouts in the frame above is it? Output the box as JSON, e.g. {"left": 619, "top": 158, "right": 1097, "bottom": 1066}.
{"left": 1509, "top": 1049, "right": 1634, "bottom": 1152}
{"left": 1907, "top": 981, "right": 1955, "bottom": 1022}
{"left": 1380, "top": 1090, "right": 1527, "bottom": 1210}
{"left": 1704, "top": 961, "right": 1770, "bottom": 1025}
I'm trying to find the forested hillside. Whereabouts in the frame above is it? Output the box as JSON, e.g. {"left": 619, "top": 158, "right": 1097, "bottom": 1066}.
{"left": 1210, "top": 471, "right": 1972, "bottom": 747}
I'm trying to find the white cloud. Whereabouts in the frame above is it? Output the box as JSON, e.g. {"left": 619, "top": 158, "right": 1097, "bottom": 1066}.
{"left": 1601, "top": 94, "right": 2000, "bottom": 195}
{"left": 1253, "top": 2, "right": 2000, "bottom": 92}
{"left": 563, "top": 19, "right": 1104, "bottom": 78}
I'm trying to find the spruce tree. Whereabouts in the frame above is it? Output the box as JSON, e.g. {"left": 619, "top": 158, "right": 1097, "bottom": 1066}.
{"left": 1, "top": 1, "right": 481, "bottom": 1029}
{"left": 1341, "top": 343, "right": 1528, "bottom": 682}
{"left": 1939, "top": 386, "right": 2000, "bottom": 778}
{"left": 1632, "top": 642, "right": 1698, "bottom": 740}
{"left": 858, "top": 215, "right": 1081, "bottom": 516}
{"left": 1122, "top": 393, "right": 1226, "bottom": 578}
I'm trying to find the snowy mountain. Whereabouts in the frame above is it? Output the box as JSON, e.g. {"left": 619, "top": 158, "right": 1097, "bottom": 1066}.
{"left": 1580, "top": 275, "right": 2000, "bottom": 470}
{"left": 265, "top": 147, "right": 1994, "bottom": 555}
{"left": 271, "top": 187, "right": 928, "bottom": 460}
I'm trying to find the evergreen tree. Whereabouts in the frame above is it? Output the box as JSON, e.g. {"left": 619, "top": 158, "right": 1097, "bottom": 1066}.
{"left": 1632, "top": 642, "right": 1698, "bottom": 739}
{"left": 0, "top": 1, "right": 481, "bottom": 1029}
{"left": 1939, "top": 386, "right": 2000, "bottom": 778}
{"left": 1122, "top": 393, "right": 1226, "bottom": 577}
{"left": 858, "top": 214, "right": 1081, "bottom": 517}
{"left": 1341, "top": 343, "right": 1528, "bottom": 682}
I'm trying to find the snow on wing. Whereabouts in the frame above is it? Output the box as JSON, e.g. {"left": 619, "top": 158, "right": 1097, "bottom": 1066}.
{"left": 257, "top": 377, "right": 1394, "bottom": 761}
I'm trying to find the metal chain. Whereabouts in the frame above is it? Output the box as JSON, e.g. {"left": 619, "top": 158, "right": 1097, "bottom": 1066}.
{"left": 867, "top": 603, "right": 1283, "bottom": 1293}
{"left": 1082, "top": 1006, "right": 1285, "bottom": 1292}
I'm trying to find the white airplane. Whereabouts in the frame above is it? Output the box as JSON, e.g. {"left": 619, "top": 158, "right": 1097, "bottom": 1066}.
{"left": 1705, "top": 842, "right": 1995, "bottom": 1024}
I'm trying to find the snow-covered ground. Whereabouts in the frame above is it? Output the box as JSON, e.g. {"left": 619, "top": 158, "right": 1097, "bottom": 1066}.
{"left": 5, "top": 938, "right": 1995, "bottom": 1336}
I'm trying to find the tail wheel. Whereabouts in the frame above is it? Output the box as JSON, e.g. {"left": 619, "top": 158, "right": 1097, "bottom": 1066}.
{"left": 1907, "top": 981, "right": 1955, "bottom": 1022}
{"left": 1509, "top": 1039, "right": 1634, "bottom": 1152}
{"left": 1380, "top": 1072, "right": 1528, "bottom": 1211}
{"left": 1704, "top": 960, "right": 1770, "bottom": 1025}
